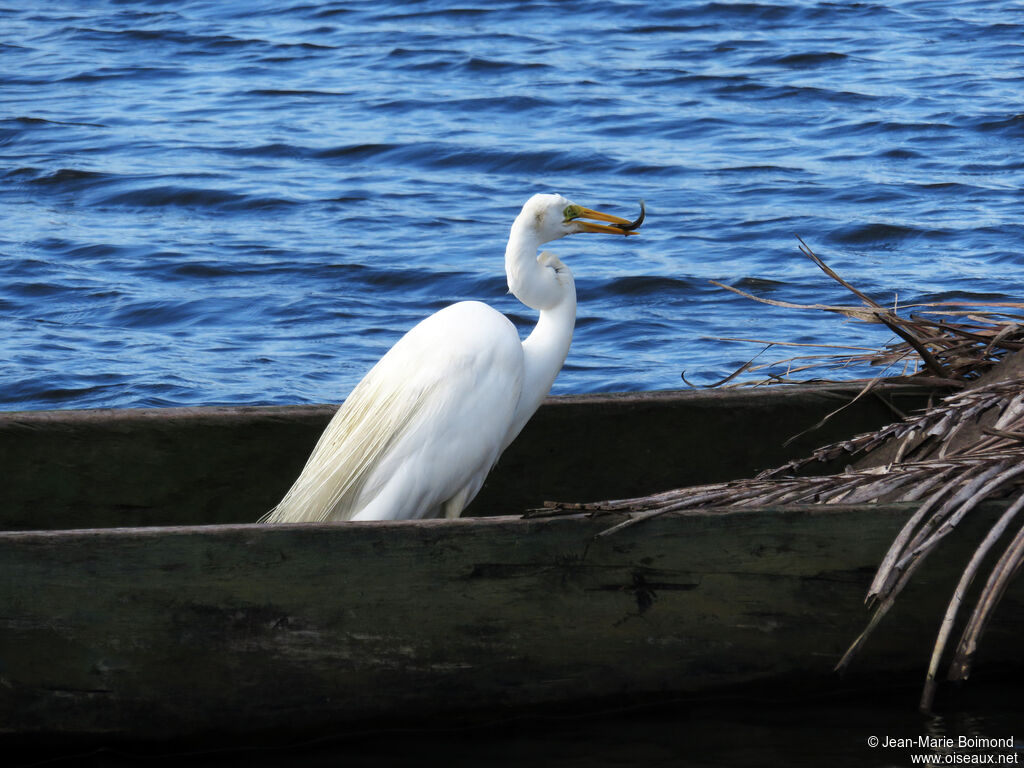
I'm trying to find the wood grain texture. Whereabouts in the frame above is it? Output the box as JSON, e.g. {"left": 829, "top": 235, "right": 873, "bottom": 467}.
{"left": 0, "top": 385, "right": 934, "bottom": 530}
{"left": 1, "top": 505, "right": 1020, "bottom": 739}
{"left": 4, "top": 385, "right": 1019, "bottom": 741}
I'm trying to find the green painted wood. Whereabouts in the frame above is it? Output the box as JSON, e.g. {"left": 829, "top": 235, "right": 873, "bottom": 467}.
{"left": 0, "top": 505, "right": 1020, "bottom": 740}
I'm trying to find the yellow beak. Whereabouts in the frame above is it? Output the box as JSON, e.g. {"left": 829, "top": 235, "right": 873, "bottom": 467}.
{"left": 575, "top": 201, "right": 645, "bottom": 236}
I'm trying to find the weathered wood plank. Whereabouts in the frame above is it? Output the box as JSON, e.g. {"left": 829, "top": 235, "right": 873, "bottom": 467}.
{"left": 0, "top": 385, "right": 935, "bottom": 530}
{"left": 1, "top": 504, "right": 1020, "bottom": 740}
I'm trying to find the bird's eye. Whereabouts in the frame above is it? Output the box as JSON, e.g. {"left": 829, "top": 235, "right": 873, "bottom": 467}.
{"left": 563, "top": 205, "right": 582, "bottom": 222}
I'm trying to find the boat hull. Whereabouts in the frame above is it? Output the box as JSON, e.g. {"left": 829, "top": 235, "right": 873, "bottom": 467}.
{"left": 1, "top": 386, "right": 1021, "bottom": 740}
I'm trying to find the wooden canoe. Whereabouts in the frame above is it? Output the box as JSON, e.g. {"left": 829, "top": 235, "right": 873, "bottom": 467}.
{"left": 1, "top": 384, "right": 1021, "bottom": 742}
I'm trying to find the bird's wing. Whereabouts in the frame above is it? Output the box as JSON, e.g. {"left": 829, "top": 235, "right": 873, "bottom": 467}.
{"left": 262, "top": 301, "right": 523, "bottom": 523}
{"left": 260, "top": 365, "right": 433, "bottom": 523}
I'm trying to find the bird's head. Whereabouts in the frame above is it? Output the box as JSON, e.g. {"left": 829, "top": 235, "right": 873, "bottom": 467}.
{"left": 520, "top": 193, "right": 644, "bottom": 245}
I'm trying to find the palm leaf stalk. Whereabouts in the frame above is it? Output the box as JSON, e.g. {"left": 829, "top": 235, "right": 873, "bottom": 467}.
{"left": 537, "top": 242, "right": 1024, "bottom": 711}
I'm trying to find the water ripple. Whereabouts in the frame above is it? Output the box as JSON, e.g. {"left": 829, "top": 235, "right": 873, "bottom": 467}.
{"left": 1, "top": 0, "right": 1021, "bottom": 410}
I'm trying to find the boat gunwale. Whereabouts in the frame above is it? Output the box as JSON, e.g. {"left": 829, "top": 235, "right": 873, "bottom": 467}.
{"left": 0, "top": 500, "right": 955, "bottom": 540}
{"left": 0, "top": 381, "right": 933, "bottom": 424}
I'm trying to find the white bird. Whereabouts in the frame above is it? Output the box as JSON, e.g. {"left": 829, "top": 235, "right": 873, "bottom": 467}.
{"left": 261, "top": 193, "right": 643, "bottom": 523}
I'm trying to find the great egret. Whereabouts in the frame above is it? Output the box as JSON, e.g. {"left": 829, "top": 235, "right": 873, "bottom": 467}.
{"left": 261, "top": 193, "right": 643, "bottom": 523}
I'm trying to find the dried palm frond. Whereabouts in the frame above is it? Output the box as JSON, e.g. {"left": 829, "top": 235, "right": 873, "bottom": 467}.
{"left": 705, "top": 238, "right": 1024, "bottom": 387}
{"left": 544, "top": 234, "right": 1024, "bottom": 711}
{"left": 537, "top": 376, "right": 1024, "bottom": 710}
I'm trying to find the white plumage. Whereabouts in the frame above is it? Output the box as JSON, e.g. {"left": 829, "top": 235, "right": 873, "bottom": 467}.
{"left": 262, "top": 193, "right": 642, "bottom": 523}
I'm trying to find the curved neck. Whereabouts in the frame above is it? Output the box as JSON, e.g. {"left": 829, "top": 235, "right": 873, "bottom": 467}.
{"left": 506, "top": 291, "right": 575, "bottom": 446}
{"left": 502, "top": 218, "right": 577, "bottom": 448}
{"left": 505, "top": 213, "right": 559, "bottom": 312}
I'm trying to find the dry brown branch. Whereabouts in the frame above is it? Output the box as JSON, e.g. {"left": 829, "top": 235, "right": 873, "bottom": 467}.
{"left": 948, "top": 518, "right": 1024, "bottom": 683}
{"left": 555, "top": 237, "right": 1024, "bottom": 709}
{"left": 704, "top": 240, "right": 1024, "bottom": 389}
{"left": 920, "top": 491, "right": 1024, "bottom": 710}
{"left": 543, "top": 377, "right": 1024, "bottom": 709}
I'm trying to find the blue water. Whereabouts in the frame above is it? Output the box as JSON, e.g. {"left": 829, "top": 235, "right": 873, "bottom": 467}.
{"left": 2, "top": 1, "right": 1022, "bottom": 410}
